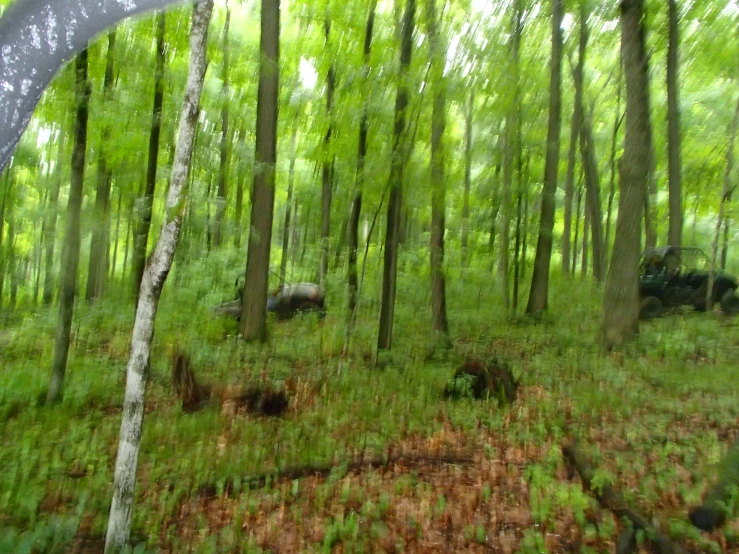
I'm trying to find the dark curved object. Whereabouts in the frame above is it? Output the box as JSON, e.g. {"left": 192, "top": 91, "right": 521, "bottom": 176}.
{"left": 0, "top": 0, "right": 205, "bottom": 170}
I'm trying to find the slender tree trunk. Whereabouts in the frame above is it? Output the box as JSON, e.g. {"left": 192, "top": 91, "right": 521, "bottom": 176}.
{"left": 290, "top": 194, "right": 298, "bottom": 279}
{"left": 605, "top": 68, "right": 623, "bottom": 263}
{"left": 562, "top": 102, "right": 579, "bottom": 275}
{"left": 213, "top": 6, "right": 230, "bottom": 248}
{"left": 572, "top": 179, "right": 583, "bottom": 275}
{"left": 104, "top": 3, "right": 212, "bottom": 551}
{"left": 667, "top": 0, "right": 682, "bottom": 246}
{"left": 461, "top": 90, "right": 473, "bottom": 269}
{"left": 43, "top": 130, "right": 65, "bottom": 306}
{"left": 205, "top": 174, "right": 212, "bottom": 251}
{"left": 111, "top": 189, "right": 122, "bottom": 280}
{"left": 122, "top": 199, "right": 133, "bottom": 281}
{"left": 132, "top": 13, "right": 166, "bottom": 296}
{"left": 319, "top": 18, "right": 336, "bottom": 289}
{"left": 377, "top": 0, "right": 414, "bottom": 352}
{"left": 526, "top": 0, "right": 563, "bottom": 313}
{"left": 499, "top": 0, "right": 522, "bottom": 310}
{"left": 333, "top": 209, "right": 349, "bottom": 269}
{"left": 603, "top": 0, "right": 650, "bottom": 348}
{"left": 581, "top": 202, "right": 590, "bottom": 278}
{"left": 347, "top": 0, "right": 375, "bottom": 317}
{"left": 240, "top": 0, "right": 280, "bottom": 342}
{"left": 426, "top": 0, "right": 449, "bottom": 337}
{"left": 86, "top": 29, "right": 116, "bottom": 301}
{"left": 47, "top": 49, "right": 90, "bottom": 404}
{"left": 721, "top": 216, "right": 730, "bottom": 270}
{"left": 513, "top": 189, "right": 522, "bottom": 310}
{"left": 574, "top": 6, "right": 605, "bottom": 281}
{"left": 707, "top": 99, "right": 739, "bottom": 309}
{"left": 346, "top": 0, "right": 375, "bottom": 316}
{"left": 280, "top": 122, "right": 297, "bottom": 288}
{"left": 233, "top": 127, "right": 246, "bottom": 249}
{"left": 0, "top": 172, "right": 10, "bottom": 308}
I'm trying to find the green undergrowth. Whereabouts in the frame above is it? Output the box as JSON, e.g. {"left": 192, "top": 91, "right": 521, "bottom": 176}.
{"left": 1, "top": 255, "right": 738, "bottom": 553}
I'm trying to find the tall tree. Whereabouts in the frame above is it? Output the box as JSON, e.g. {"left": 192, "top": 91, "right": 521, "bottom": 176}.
{"left": 319, "top": 17, "right": 336, "bottom": 289}
{"left": 233, "top": 123, "right": 246, "bottom": 248}
{"left": 347, "top": 0, "right": 377, "bottom": 320}
{"left": 461, "top": 90, "right": 473, "bottom": 269}
{"left": 561, "top": 102, "right": 579, "bottom": 275}
{"left": 240, "top": 0, "right": 280, "bottom": 342}
{"left": 104, "top": 2, "right": 213, "bottom": 550}
{"left": 213, "top": 5, "right": 231, "bottom": 248}
{"left": 574, "top": 5, "right": 605, "bottom": 281}
{"left": 43, "top": 127, "right": 66, "bottom": 306}
{"left": 602, "top": 0, "right": 650, "bottom": 349}
{"left": 86, "top": 29, "right": 117, "bottom": 301}
{"left": 131, "top": 13, "right": 166, "bottom": 296}
{"left": 47, "top": 49, "right": 90, "bottom": 403}
{"left": 499, "top": 0, "right": 522, "bottom": 310}
{"left": 426, "top": 0, "right": 449, "bottom": 337}
{"left": 667, "top": 0, "right": 683, "bottom": 246}
{"left": 526, "top": 0, "right": 563, "bottom": 313}
{"left": 280, "top": 121, "right": 297, "bottom": 288}
{"left": 605, "top": 66, "right": 623, "bottom": 260}
{"left": 377, "top": 0, "right": 415, "bottom": 352}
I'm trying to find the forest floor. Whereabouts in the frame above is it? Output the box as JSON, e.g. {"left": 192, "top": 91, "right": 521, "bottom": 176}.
{"left": 1, "top": 257, "right": 738, "bottom": 553}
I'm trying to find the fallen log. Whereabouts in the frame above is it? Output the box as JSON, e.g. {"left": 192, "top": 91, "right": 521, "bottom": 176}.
{"left": 562, "top": 438, "right": 691, "bottom": 554}
{"left": 194, "top": 451, "right": 474, "bottom": 499}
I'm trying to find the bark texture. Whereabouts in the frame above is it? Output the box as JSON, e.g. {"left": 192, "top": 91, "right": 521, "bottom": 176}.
{"left": 240, "top": 0, "right": 280, "bottom": 342}
{"left": 526, "top": 0, "right": 563, "bottom": 313}
{"left": 426, "top": 0, "right": 449, "bottom": 336}
{"left": 377, "top": 0, "right": 414, "bottom": 352}
{"left": 104, "top": 2, "right": 212, "bottom": 550}
{"left": 132, "top": 12, "right": 166, "bottom": 296}
{"left": 602, "top": 0, "right": 650, "bottom": 349}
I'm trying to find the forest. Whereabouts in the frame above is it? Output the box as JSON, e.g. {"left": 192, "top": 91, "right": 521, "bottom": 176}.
{"left": 1, "top": 0, "right": 739, "bottom": 552}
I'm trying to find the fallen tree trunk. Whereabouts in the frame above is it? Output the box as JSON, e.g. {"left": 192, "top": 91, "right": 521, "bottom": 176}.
{"left": 562, "top": 439, "right": 690, "bottom": 554}
{"left": 194, "top": 451, "right": 473, "bottom": 499}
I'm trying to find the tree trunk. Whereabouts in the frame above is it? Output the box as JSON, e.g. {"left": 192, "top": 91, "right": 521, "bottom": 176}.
{"left": 333, "top": 208, "right": 349, "bottom": 270}
{"left": 513, "top": 189, "right": 522, "bottom": 310}
{"left": 707, "top": 99, "right": 739, "bottom": 310}
{"left": 104, "top": 3, "right": 212, "bottom": 550}
{"left": 572, "top": 179, "right": 583, "bottom": 275}
{"left": 121, "top": 199, "right": 133, "bottom": 281}
{"left": 280, "top": 123, "right": 297, "bottom": 288}
{"left": 426, "top": 0, "right": 449, "bottom": 337}
{"left": 667, "top": 0, "right": 682, "bottom": 246}
{"left": 574, "top": 5, "right": 605, "bottom": 281}
{"left": 721, "top": 213, "right": 730, "bottom": 271}
{"left": 111, "top": 189, "right": 122, "bottom": 280}
{"left": 0, "top": 170, "right": 10, "bottom": 308}
{"left": 581, "top": 201, "right": 590, "bottom": 278}
{"left": 86, "top": 29, "right": 116, "bottom": 301}
{"left": 377, "top": 0, "right": 414, "bottom": 352}
{"left": 347, "top": 3, "right": 375, "bottom": 320}
{"left": 561, "top": 101, "right": 579, "bottom": 275}
{"left": 233, "top": 131, "right": 246, "bottom": 249}
{"left": 499, "top": 0, "right": 522, "bottom": 310}
{"left": 213, "top": 6, "right": 230, "bottom": 249}
{"left": 603, "top": 0, "right": 650, "bottom": 349}
{"left": 319, "top": 18, "right": 336, "bottom": 289}
{"left": 240, "top": 0, "right": 280, "bottom": 342}
{"left": 47, "top": 49, "right": 90, "bottom": 404}
{"left": 605, "top": 67, "right": 623, "bottom": 263}
{"left": 526, "top": 0, "right": 562, "bottom": 313}
{"left": 132, "top": 12, "right": 166, "bottom": 296}
{"left": 461, "top": 90, "right": 473, "bottom": 269}
{"left": 43, "top": 128, "right": 66, "bottom": 306}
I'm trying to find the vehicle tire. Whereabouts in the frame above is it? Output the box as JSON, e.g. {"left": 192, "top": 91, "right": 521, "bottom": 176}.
{"left": 720, "top": 289, "right": 739, "bottom": 315}
{"left": 639, "top": 296, "right": 664, "bottom": 320}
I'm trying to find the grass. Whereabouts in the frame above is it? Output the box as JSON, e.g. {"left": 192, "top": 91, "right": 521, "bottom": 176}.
{"left": 0, "top": 250, "right": 738, "bottom": 553}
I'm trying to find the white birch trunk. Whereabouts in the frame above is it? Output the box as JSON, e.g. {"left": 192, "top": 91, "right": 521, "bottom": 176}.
{"left": 104, "top": 1, "right": 213, "bottom": 551}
